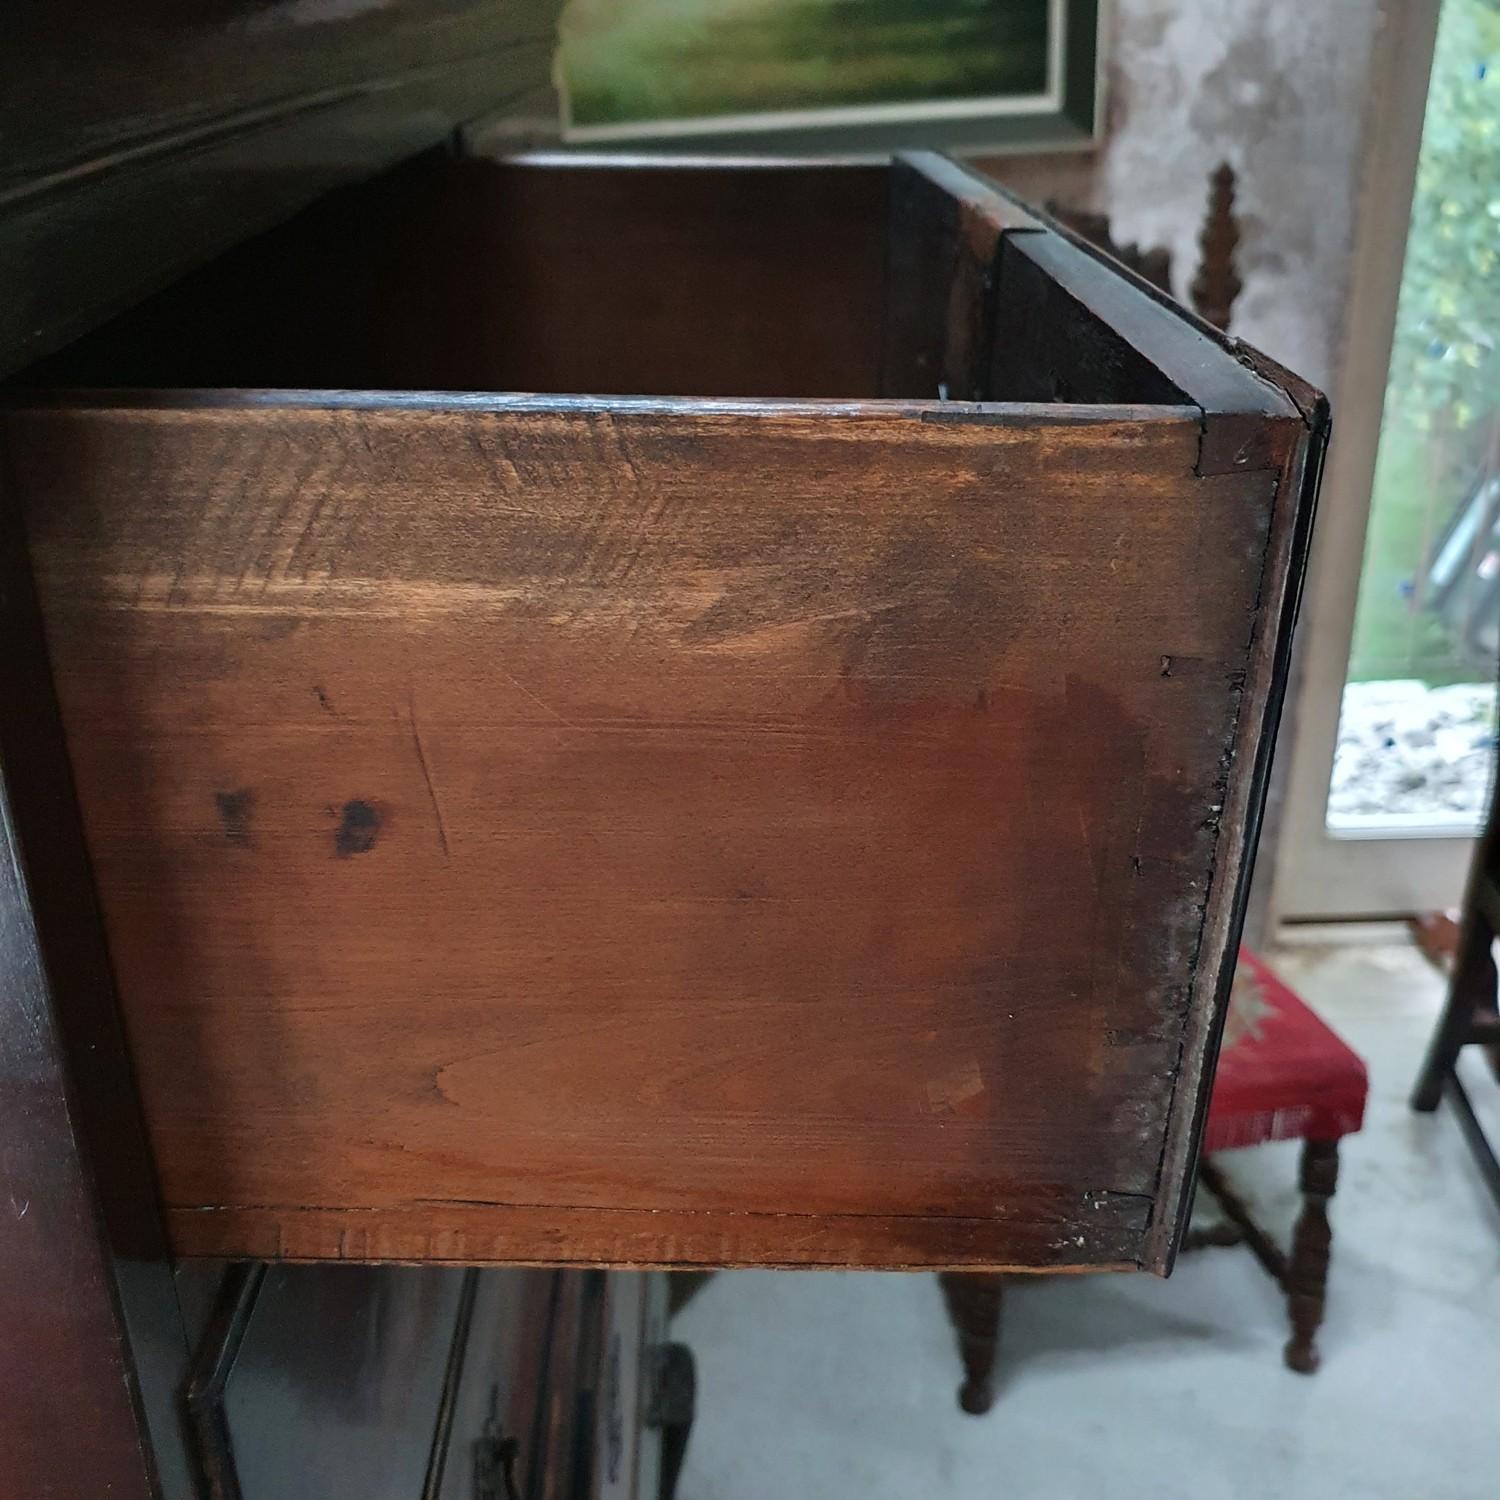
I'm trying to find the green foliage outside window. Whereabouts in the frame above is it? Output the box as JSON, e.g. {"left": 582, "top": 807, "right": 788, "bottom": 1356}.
{"left": 1349, "top": 0, "right": 1500, "bottom": 684}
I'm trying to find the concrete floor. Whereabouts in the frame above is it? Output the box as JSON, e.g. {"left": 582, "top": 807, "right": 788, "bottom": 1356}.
{"left": 671, "top": 939, "right": 1500, "bottom": 1499}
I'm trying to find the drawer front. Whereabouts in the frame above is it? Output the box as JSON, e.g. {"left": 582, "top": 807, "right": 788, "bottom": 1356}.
{"left": 180, "top": 1264, "right": 638, "bottom": 1499}
{"left": 6, "top": 155, "right": 1324, "bottom": 1274}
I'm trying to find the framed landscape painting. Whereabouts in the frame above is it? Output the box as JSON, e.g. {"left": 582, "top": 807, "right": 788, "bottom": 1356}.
{"left": 558, "top": 0, "right": 1105, "bottom": 154}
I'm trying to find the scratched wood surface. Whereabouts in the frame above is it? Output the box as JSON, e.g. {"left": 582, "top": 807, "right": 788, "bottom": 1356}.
{"left": 7, "top": 387, "right": 1301, "bottom": 1271}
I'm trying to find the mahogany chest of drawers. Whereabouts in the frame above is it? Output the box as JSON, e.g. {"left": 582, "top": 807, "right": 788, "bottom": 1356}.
{"left": 0, "top": 16, "right": 1325, "bottom": 1491}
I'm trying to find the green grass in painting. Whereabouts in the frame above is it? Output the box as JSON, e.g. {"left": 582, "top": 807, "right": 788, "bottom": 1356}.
{"left": 561, "top": 0, "right": 1052, "bottom": 127}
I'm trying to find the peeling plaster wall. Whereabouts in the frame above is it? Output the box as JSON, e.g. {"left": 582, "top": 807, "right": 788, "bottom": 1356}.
{"left": 980, "top": 0, "right": 1386, "bottom": 392}
{"left": 978, "top": 2, "right": 1392, "bottom": 945}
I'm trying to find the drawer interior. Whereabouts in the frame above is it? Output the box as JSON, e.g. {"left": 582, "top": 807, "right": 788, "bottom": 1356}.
{"left": 25, "top": 151, "right": 1202, "bottom": 410}
{"left": 27, "top": 154, "right": 890, "bottom": 400}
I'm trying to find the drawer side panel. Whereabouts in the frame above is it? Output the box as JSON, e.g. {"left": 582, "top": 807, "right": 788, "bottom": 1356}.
{"left": 8, "top": 397, "right": 1293, "bottom": 1270}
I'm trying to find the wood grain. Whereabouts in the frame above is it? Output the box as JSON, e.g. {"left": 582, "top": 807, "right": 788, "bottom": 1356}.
{"left": 168, "top": 1198, "right": 1147, "bottom": 1273}
{"left": 7, "top": 389, "right": 1303, "bottom": 1271}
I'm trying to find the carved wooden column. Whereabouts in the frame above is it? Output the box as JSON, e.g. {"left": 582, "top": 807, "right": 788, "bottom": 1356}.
{"left": 1191, "top": 162, "right": 1244, "bottom": 333}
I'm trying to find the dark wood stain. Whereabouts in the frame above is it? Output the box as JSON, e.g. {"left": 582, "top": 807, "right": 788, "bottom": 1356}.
{"left": 214, "top": 788, "right": 255, "bottom": 848}
{"left": 333, "top": 800, "right": 382, "bottom": 858}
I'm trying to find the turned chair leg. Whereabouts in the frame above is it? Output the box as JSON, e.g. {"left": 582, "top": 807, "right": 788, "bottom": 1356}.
{"left": 1283, "top": 1139, "right": 1339, "bottom": 1375}
{"left": 938, "top": 1273, "right": 1004, "bottom": 1414}
{"left": 1413, "top": 907, "right": 1498, "bottom": 1109}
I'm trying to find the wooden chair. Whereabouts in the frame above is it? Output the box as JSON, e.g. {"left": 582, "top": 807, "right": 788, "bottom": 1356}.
{"left": 940, "top": 948, "right": 1368, "bottom": 1412}
{"left": 1411, "top": 727, "right": 1500, "bottom": 1207}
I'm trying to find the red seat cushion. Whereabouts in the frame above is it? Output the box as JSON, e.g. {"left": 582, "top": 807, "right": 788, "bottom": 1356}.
{"left": 1202, "top": 948, "right": 1368, "bottom": 1153}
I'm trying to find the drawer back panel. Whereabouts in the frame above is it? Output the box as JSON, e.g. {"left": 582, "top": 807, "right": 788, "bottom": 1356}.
{"left": 26, "top": 156, "right": 890, "bottom": 401}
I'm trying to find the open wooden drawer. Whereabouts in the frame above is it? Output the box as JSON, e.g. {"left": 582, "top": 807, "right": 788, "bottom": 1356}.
{"left": 2, "top": 151, "right": 1326, "bottom": 1275}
